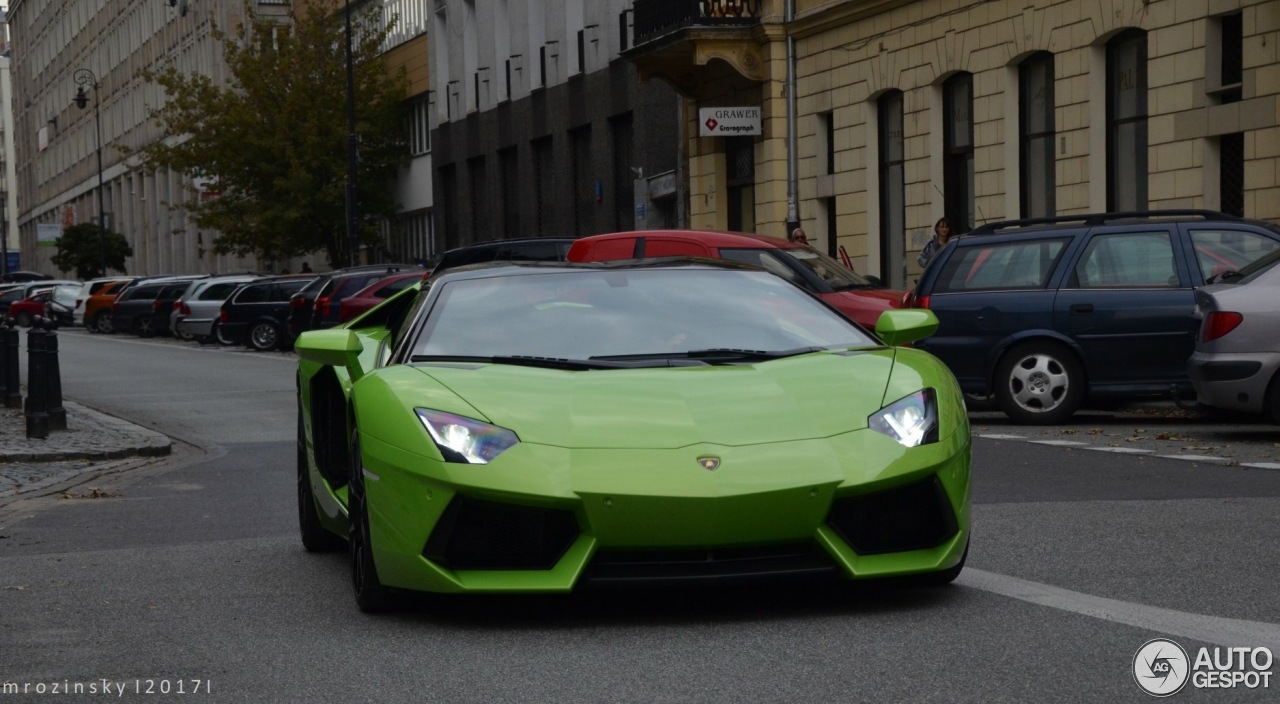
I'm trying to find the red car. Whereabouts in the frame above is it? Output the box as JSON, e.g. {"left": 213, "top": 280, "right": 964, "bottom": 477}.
{"left": 9, "top": 289, "right": 53, "bottom": 327}
{"left": 336, "top": 271, "right": 427, "bottom": 323}
{"left": 567, "top": 230, "right": 902, "bottom": 328}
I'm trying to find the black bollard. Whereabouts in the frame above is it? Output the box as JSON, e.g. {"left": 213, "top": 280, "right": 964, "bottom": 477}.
{"left": 25, "top": 322, "right": 49, "bottom": 439}
{"left": 2, "top": 318, "right": 20, "bottom": 409}
{"left": 41, "top": 317, "right": 67, "bottom": 431}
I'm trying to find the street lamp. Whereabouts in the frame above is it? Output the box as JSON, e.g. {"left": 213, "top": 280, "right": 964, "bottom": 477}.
{"left": 344, "top": 0, "right": 360, "bottom": 267}
{"left": 73, "top": 68, "right": 108, "bottom": 278}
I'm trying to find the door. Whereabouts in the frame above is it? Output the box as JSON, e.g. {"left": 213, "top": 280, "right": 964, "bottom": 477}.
{"left": 1052, "top": 227, "right": 1195, "bottom": 389}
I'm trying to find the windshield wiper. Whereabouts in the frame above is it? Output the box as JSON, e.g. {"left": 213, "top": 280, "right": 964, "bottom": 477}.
{"left": 410, "top": 354, "right": 626, "bottom": 370}
{"left": 682, "top": 346, "right": 825, "bottom": 363}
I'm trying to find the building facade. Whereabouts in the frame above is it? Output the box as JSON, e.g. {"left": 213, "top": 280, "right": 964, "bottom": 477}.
{"left": 627, "top": 0, "right": 1280, "bottom": 289}
{"left": 429, "top": 0, "right": 685, "bottom": 250}
{"left": 7, "top": 0, "right": 432, "bottom": 277}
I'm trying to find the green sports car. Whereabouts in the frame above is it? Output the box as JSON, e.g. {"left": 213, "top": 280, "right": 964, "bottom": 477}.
{"left": 295, "top": 259, "right": 970, "bottom": 611}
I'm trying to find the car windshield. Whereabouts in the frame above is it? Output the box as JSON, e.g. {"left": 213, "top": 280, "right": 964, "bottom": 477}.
{"left": 410, "top": 268, "right": 875, "bottom": 362}
{"left": 780, "top": 248, "right": 878, "bottom": 290}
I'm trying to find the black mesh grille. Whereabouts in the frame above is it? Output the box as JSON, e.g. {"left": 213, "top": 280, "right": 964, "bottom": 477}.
{"left": 423, "top": 496, "right": 578, "bottom": 571}
{"left": 827, "top": 475, "right": 958, "bottom": 556}
{"left": 582, "top": 542, "right": 835, "bottom": 585}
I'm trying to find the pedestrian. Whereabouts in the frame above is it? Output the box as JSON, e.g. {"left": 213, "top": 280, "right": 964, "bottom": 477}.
{"left": 788, "top": 227, "right": 809, "bottom": 246}
{"left": 918, "top": 217, "right": 953, "bottom": 268}
{"left": 300, "top": 262, "right": 313, "bottom": 273}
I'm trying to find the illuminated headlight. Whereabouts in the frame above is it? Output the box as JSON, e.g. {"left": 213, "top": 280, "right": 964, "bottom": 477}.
{"left": 416, "top": 409, "right": 520, "bottom": 464}
{"left": 869, "top": 389, "right": 939, "bottom": 447}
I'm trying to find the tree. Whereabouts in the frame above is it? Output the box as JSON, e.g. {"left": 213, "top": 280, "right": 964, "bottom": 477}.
{"left": 130, "top": 0, "right": 408, "bottom": 267}
{"left": 51, "top": 224, "right": 133, "bottom": 280}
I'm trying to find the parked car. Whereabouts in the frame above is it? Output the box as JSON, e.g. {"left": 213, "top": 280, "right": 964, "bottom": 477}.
{"left": 336, "top": 271, "right": 425, "bottom": 323}
{"left": 0, "top": 270, "right": 53, "bottom": 283}
{"left": 219, "top": 274, "right": 319, "bottom": 351}
{"left": 287, "top": 264, "right": 420, "bottom": 339}
{"left": 567, "top": 230, "right": 902, "bottom": 329}
{"left": 174, "top": 275, "right": 260, "bottom": 343}
{"left": 84, "top": 279, "right": 132, "bottom": 333}
{"left": 904, "top": 210, "right": 1280, "bottom": 424}
{"left": 46, "top": 283, "right": 84, "bottom": 327}
{"left": 112, "top": 279, "right": 201, "bottom": 337}
{"left": 294, "top": 260, "right": 968, "bottom": 611}
{"left": 1188, "top": 248, "right": 1280, "bottom": 423}
{"left": 9, "top": 289, "right": 53, "bottom": 327}
{"left": 0, "top": 280, "right": 77, "bottom": 318}
{"left": 75, "top": 276, "right": 133, "bottom": 326}
{"left": 430, "top": 238, "right": 575, "bottom": 277}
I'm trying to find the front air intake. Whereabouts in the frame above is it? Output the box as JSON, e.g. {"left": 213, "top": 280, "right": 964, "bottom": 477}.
{"left": 827, "top": 475, "right": 958, "bottom": 555}
{"left": 423, "top": 496, "right": 578, "bottom": 570}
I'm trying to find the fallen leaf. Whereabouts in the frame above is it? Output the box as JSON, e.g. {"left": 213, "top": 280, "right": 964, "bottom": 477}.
{"left": 1154, "top": 432, "right": 1180, "bottom": 440}
{"left": 1060, "top": 429, "right": 1078, "bottom": 435}
{"left": 1087, "top": 428, "right": 1104, "bottom": 435}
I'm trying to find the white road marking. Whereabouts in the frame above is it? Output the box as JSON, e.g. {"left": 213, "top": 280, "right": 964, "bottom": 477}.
{"left": 959, "top": 568, "right": 1280, "bottom": 650}
{"left": 1084, "top": 446, "right": 1155, "bottom": 454}
{"left": 977, "top": 434, "right": 1027, "bottom": 440}
{"left": 1241, "top": 462, "right": 1280, "bottom": 470}
{"left": 1155, "top": 454, "right": 1233, "bottom": 464}
{"left": 1028, "top": 440, "right": 1088, "bottom": 447}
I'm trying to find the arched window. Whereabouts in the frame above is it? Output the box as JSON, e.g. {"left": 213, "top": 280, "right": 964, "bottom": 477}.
{"left": 943, "top": 72, "right": 974, "bottom": 232}
{"left": 1107, "top": 29, "right": 1148, "bottom": 211}
{"left": 878, "top": 90, "right": 905, "bottom": 288}
{"left": 1020, "top": 52, "right": 1056, "bottom": 218}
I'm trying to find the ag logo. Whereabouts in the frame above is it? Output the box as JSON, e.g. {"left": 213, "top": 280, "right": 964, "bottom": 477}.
{"left": 704, "top": 117, "right": 719, "bottom": 132}
{"left": 1134, "top": 638, "right": 1190, "bottom": 697}
{"left": 697, "top": 456, "right": 720, "bottom": 471}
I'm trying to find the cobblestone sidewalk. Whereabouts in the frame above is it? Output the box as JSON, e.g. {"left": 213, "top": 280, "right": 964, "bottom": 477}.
{"left": 0, "top": 399, "right": 172, "bottom": 502}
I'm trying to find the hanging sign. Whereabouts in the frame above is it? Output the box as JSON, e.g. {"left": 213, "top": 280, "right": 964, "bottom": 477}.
{"left": 698, "top": 107, "right": 761, "bottom": 137}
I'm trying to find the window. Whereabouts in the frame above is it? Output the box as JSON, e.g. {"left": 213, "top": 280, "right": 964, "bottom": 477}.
{"left": 407, "top": 96, "right": 431, "bottom": 155}
{"left": 1019, "top": 52, "right": 1055, "bottom": 218}
{"left": 878, "top": 90, "right": 905, "bottom": 288}
{"left": 819, "top": 112, "right": 835, "bottom": 175}
{"left": 1210, "top": 12, "right": 1243, "bottom": 104}
{"left": 200, "top": 282, "right": 242, "bottom": 300}
{"left": 1074, "top": 232, "right": 1174, "bottom": 288}
{"left": 1107, "top": 30, "right": 1148, "bottom": 211}
{"left": 943, "top": 73, "right": 975, "bottom": 233}
{"left": 1189, "top": 229, "right": 1280, "bottom": 280}
{"left": 237, "top": 285, "right": 269, "bottom": 304}
{"left": 934, "top": 239, "right": 1068, "bottom": 293}
{"left": 1219, "top": 133, "right": 1244, "bottom": 217}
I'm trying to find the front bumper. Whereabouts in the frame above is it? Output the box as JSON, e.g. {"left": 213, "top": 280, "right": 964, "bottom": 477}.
{"left": 1189, "top": 351, "right": 1280, "bottom": 414}
{"left": 355, "top": 426, "right": 971, "bottom": 594}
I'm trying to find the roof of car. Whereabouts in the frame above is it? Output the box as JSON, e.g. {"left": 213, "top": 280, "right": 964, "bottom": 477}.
{"left": 431, "top": 257, "right": 767, "bottom": 284}
{"left": 963, "top": 209, "right": 1274, "bottom": 238}
{"left": 574, "top": 229, "right": 803, "bottom": 249}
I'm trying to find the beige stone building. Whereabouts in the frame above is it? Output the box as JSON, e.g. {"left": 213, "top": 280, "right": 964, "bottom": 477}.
{"left": 629, "top": 0, "right": 1278, "bottom": 289}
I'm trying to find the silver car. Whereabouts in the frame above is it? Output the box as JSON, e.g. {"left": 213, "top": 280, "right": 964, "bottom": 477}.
{"left": 175, "top": 275, "right": 259, "bottom": 343}
{"left": 1188, "top": 249, "right": 1280, "bottom": 423}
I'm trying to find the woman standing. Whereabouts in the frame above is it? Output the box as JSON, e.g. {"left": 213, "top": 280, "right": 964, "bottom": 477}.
{"left": 917, "top": 217, "right": 953, "bottom": 268}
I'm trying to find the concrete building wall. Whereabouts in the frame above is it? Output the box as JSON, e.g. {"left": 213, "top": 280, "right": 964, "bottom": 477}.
{"left": 784, "top": 0, "right": 1279, "bottom": 284}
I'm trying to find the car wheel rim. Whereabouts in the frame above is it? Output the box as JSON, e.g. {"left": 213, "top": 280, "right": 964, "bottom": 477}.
{"left": 253, "top": 326, "right": 276, "bottom": 349}
{"left": 1008, "top": 353, "right": 1069, "bottom": 412}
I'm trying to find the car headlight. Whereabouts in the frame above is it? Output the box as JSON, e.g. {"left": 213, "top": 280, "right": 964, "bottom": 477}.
{"left": 415, "top": 409, "right": 520, "bottom": 464}
{"left": 869, "top": 389, "right": 939, "bottom": 447}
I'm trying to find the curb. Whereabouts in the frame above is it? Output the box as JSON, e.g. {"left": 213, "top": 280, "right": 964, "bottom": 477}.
{"left": 0, "top": 399, "right": 172, "bottom": 464}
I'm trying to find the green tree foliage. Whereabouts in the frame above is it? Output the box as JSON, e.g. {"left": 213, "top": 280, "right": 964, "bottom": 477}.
{"left": 51, "top": 224, "right": 134, "bottom": 280}
{"left": 131, "top": 1, "right": 408, "bottom": 267}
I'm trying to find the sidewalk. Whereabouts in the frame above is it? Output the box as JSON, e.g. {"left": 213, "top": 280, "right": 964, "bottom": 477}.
{"left": 0, "top": 398, "right": 172, "bottom": 502}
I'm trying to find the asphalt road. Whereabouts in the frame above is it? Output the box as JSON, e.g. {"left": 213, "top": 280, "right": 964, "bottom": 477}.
{"left": 1, "top": 329, "right": 1278, "bottom": 702}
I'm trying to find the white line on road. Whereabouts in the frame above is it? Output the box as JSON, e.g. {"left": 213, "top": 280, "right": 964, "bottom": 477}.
{"left": 1241, "top": 462, "right": 1280, "bottom": 470}
{"left": 1028, "top": 440, "right": 1089, "bottom": 447}
{"left": 959, "top": 568, "right": 1280, "bottom": 650}
{"left": 977, "top": 434, "right": 1027, "bottom": 440}
{"left": 1084, "top": 446, "right": 1155, "bottom": 454}
{"left": 1155, "top": 454, "right": 1234, "bottom": 464}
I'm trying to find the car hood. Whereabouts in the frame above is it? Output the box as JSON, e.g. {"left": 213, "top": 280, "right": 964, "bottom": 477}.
{"left": 409, "top": 349, "right": 897, "bottom": 449}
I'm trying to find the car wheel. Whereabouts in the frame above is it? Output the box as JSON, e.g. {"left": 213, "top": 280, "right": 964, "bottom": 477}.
{"left": 175, "top": 321, "right": 195, "bottom": 341}
{"left": 994, "top": 341, "right": 1085, "bottom": 425}
{"left": 298, "top": 411, "right": 343, "bottom": 553}
{"left": 95, "top": 312, "right": 115, "bottom": 334}
{"left": 249, "top": 322, "right": 280, "bottom": 351}
{"left": 14, "top": 312, "right": 31, "bottom": 327}
{"left": 214, "top": 322, "right": 238, "bottom": 346}
{"left": 349, "top": 428, "right": 394, "bottom": 612}
{"left": 135, "top": 316, "right": 156, "bottom": 338}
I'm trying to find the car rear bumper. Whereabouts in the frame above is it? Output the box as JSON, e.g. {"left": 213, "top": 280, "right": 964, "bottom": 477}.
{"left": 179, "top": 317, "right": 217, "bottom": 337}
{"left": 1189, "top": 351, "right": 1280, "bottom": 413}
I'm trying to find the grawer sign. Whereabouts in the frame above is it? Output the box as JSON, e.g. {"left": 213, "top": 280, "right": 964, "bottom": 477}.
{"left": 698, "top": 107, "right": 761, "bottom": 136}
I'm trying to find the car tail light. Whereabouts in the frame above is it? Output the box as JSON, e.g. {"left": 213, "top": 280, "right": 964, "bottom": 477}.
{"left": 315, "top": 296, "right": 330, "bottom": 316}
{"left": 152, "top": 300, "right": 162, "bottom": 313}
{"left": 180, "top": 302, "right": 192, "bottom": 315}
{"left": 1201, "top": 311, "right": 1243, "bottom": 342}
{"left": 112, "top": 302, "right": 119, "bottom": 313}
{"left": 290, "top": 295, "right": 307, "bottom": 308}
{"left": 220, "top": 308, "right": 229, "bottom": 323}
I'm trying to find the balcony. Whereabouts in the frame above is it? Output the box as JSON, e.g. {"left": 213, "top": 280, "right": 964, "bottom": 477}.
{"left": 626, "top": 0, "right": 768, "bottom": 97}
{"left": 633, "top": 0, "right": 764, "bottom": 47}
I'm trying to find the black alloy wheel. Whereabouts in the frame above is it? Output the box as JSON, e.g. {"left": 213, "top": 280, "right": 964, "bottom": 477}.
{"left": 135, "top": 316, "right": 156, "bottom": 338}
{"left": 298, "top": 411, "right": 344, "bottom": 553}
{"left": 94, "top": 312, "right": 115, "bottom": 334}
{"left": 249, "top": 321, "right": 280, "bottom": 351}
{"left": 349, "top": 428, "right": 394, "bottom": 612}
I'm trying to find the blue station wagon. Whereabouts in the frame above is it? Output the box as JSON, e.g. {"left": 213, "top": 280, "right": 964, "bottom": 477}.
{"left": 906, "top": 210, "right": 1280, "bottom": 423}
